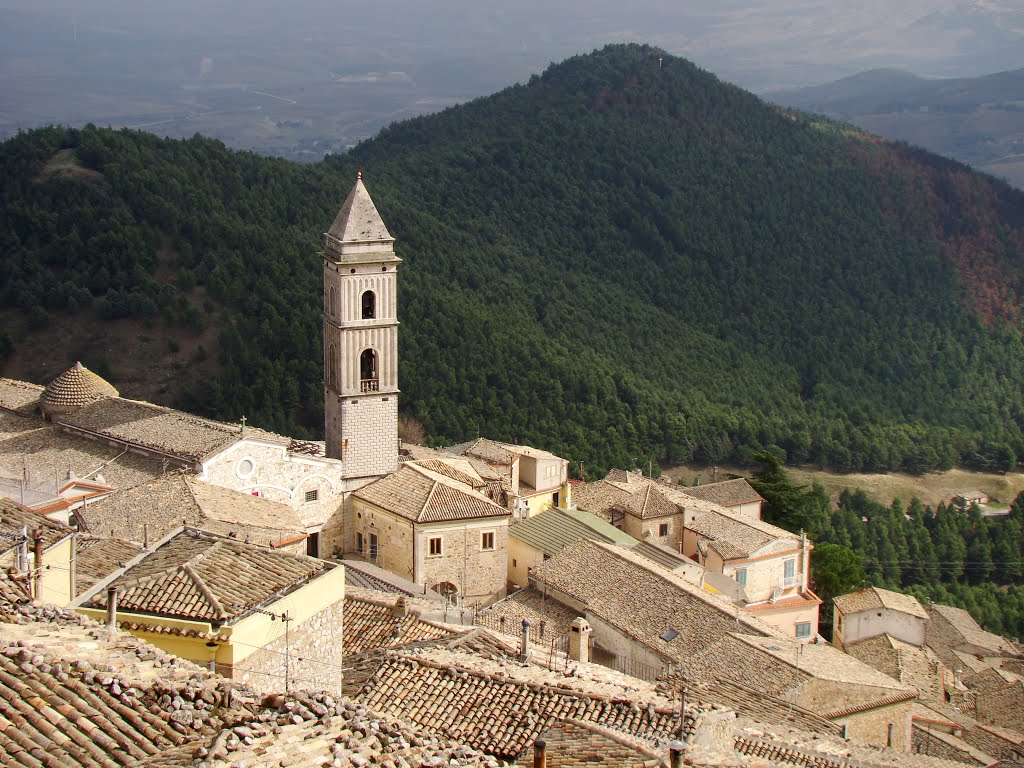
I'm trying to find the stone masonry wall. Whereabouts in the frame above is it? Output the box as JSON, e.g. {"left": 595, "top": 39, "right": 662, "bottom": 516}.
{"left": 341, "top": 395, "right": 398, "bottom": 480}
{"left": 834, "top": 700, "right": 912, "bottom": 751}
{"left": 230, "top": 597, "right": 344, "bottom": 697}
{"left": 419, "top": 521, "right": 508, "bottom": 606}
{"left": 912, "top": 726, "right": 985, "bottom": 764}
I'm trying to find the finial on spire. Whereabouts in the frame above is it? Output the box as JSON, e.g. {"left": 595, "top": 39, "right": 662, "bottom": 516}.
{"left": 356, "top": 158, "right": 362, "bottom": 180}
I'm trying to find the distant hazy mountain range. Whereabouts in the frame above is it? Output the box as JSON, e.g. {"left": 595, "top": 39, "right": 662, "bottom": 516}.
{"left": 1, "top": 1, "right": 1022, "bottom": 160}
{"left": 769, "top": 68, "right": 1024, "bottom": 189}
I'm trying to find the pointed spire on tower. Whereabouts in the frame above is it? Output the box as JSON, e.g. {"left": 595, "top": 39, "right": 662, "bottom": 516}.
{"left": 325, "top": 171, "right": 392, "bottom": 248}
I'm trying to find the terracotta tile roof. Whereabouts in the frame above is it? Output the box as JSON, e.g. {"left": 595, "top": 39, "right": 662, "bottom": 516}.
{"left": 928, "top": 603, "right": 1021, "bottom": 657}
{"left": 81, "top": 529, "right": 332, "bottom": 624}
{"left": 75, "top": 534, "right": 145, "bottom": 595}
{"left": 834, "top": 586, "right": 928, "bottom": 620}
{"left": 344, "top": 595, "right": 453, "bottom": 655}
{"left": 516, "top": 718, "right": 662, "bottom": 768}
{"left": 0, "top": 418, "right": 168, "bottom": 491}
{"left": 570, "top": 479, "right": 634, "bottom": 515}
{"left": 576, "top": 474, "right": 724, "bottom": 523}
{"left": 0, "top": 572, "right": 31, "bottom": 620}
{"left": 0, "top": 378, "right": 43, "bottom": 415}
{"left": 343, "top": 559, "right": 444, "bottom": 598}
{"left": 0, "top": 496, "right": 73, "bottom": 555}
{"left": 509, "top": 506, "right": 637, "bottom": 557}
{"left": 736, "top": 634, "right": 913, "bottom": 692}
{"left": 477, "top": 587, "right": 582, "bottom": 641}
{"left": 76, "top": 472, "right": 306, "bottom": 547}
{"left": 356, "top": 652, "right": 692, "bottom": 760}
{"left": 629, "top": 541, "right": 698, "bottom": 571}
{"left": 530, "top": 540, "right": 777, "bottom": 666}
{"left": 691, "top": 678, "right": 843, "bottom": 736}
{"left": 353, "top": 464, "right": 510, "bottom": 523}
{"left": 685, "top": 633, "right": 915, "bottom": 719}
{"left": 687, "top": 507, "right": 796, "bottom": 559}
{"left": 678, "top": 478, "right": 763, "bottom": 508}
{"left": 446, "top": 437, "right": 517, "bottom": 465}
{"left": 326, "top": 175, "right": 393, "bottom": 245}
{"left": 58, "top": 397, "right": 285, "bottom": 464}
{"left": 0, "top": 616, "right": 233, "bottom": 768}
{"left": 495, "top": 441, "right": 565, "bottom": 463}
{"left": 40, "top": 362, "right": 119, "bottom": 410}
{"left": 410, "top": 457, "right": 486, "bottom": 488}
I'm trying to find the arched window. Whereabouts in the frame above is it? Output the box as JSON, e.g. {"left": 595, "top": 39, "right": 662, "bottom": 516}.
{"left": 328, "top": 344, "right": 338, "bottom": 388}
{"left": 360, "top": 348, "right": 378, "bottom": 391}
{"left": 361, "top": 290, "right": 376, "bottom": 319}
{"left": 328, "top": 286, "right": 336, "bottom": 316}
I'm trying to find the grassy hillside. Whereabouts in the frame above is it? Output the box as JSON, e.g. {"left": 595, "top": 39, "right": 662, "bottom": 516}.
{"left": 3, "top": 44, "right": 1024, "bottom": 477}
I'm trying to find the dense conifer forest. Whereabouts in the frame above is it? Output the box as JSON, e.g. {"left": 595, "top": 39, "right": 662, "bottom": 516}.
{"left": 4, "top": 43, "right": 1024, "bottom": 482}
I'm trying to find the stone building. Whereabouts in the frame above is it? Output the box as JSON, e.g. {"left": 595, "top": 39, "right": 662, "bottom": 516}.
{"left": 832, "top": 586, "right": 929, "bottom": 651}
{"left": 349, "top": 460, "right": 511, "bottom": 604}
{"left": 445, "top": 438, "right": 573, "bottom": 519}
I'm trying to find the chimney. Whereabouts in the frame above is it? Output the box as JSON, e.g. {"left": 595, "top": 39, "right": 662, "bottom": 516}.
{"left": 533, "top": 739, "right": 547, "bottom": 768}
{"left": 569, "top": 617, "right": 592, "bottom": 664}
{"left": 31, "top": 529, "right": 44, "bottom": 600}
{"left": 669, "top": 743, "right": 684, "bottom": 768}
{"left": 106, "top": 586, "right": 118, "bottom": 631}
{"left": 391, "top": 595, "right": 409, "bottom": 619}
{"left": 520, "top": 619, "right": 531, "bottom": 663}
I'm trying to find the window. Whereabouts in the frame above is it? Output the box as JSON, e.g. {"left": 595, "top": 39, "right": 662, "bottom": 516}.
{"left": 304, "top": 489, "right": 318, "bottom": 503}
{"left": 796, "top": 622, "right": 812, "bottom": 639}
{"left": 429, "top": 536, "right": 442, "bottom": 556}
{"left": 328, "top": 286, "right": 336, "bottom": 315}
{"left": 658, "top": 523, "right": 669, "bottom": 537}
{"left": 356, "top": 532, "right": 364, "bottom": 554}
{"left": 328, "top": 344, "right": 338, "bottom": 389}
{"left": 784, "top": 559, "right": 796, "bottom": 579}
{"left": 735, "top": 568, "right": 747, "bottom": 588}
{"left": 369, "top": 533, "right": 378, "bottom": 559}
{"left": 361, "top": 290, "right": 376, "bottom": 319}
{"left": 360, "top": 349, "right": 378, "bottom": 391}
{"left": 481, "top": 531, "right": 495, "bottom": 551}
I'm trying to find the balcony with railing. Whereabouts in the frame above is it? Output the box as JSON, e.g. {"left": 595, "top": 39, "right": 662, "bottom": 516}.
{"left": 780, "top": 574, "right": 803, "bottom": 590}
{"left": 360, "top": 378, "right": 379, "bottom": 393}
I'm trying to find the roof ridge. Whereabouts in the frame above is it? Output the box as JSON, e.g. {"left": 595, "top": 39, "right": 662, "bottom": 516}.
{"left": 180, "top": 561, "right": 227, "bottom": 620}
{"left": 419, "top": 478, "right": 441, "bottom": 522}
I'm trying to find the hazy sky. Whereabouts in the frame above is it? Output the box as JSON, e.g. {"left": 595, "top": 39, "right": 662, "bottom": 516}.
{"left": 1, "top": 0, "right": 1021, "bottom": 154}
{"left": 2, "top": 0, "right": 1021, "bottom": 88}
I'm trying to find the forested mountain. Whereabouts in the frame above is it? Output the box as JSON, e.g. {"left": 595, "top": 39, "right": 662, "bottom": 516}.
{"left": 4, "top": 44, "right": 1024, "bottom": 478}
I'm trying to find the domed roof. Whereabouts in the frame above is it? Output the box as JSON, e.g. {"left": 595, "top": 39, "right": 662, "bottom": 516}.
{"left": 41, "top": 362, "right": 118, "bottom": 411}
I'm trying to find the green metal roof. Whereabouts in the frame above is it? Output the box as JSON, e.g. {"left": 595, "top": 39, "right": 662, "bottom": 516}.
{"left": 508, "top": 506, "right": 636, "bottom": 557}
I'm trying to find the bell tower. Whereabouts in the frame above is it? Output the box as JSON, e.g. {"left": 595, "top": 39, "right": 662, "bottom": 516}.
{"left": 322, "top": 172, "right": 400, "bottom": 481}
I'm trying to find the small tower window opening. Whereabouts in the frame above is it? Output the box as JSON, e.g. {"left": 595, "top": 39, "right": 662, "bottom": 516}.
{"left": 361, "top": 290, "right": 376, "bottom": 319}
{"left": 328, "top": 286, "right": 336, "bottom": 316}
{"left": 360, "top": 348, "right": 378, "bottom": 392}
{"left": 328, "top": 344, "right": 338, "bottom": 389}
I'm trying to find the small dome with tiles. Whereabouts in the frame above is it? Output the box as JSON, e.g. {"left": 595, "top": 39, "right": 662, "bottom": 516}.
{"left": 41, "top": 361, "right": 118, "bottom": 417}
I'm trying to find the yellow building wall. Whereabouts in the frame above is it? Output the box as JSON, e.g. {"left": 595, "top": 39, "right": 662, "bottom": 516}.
{"left": 76, "top": 564, "right": 346, "bottom": 675}
{"left": 507, "top": 536, "right": 544, "bottom": 588}
{"left": 39, "top": 536, "right": 75, "bottom": 607}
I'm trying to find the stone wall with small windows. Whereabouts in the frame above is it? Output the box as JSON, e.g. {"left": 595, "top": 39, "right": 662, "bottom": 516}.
{"left": 416, "top": 519, "right": 508, "bottom": 606}
{"left": 200, "top": 438, "right": 347, "bottom": 553}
